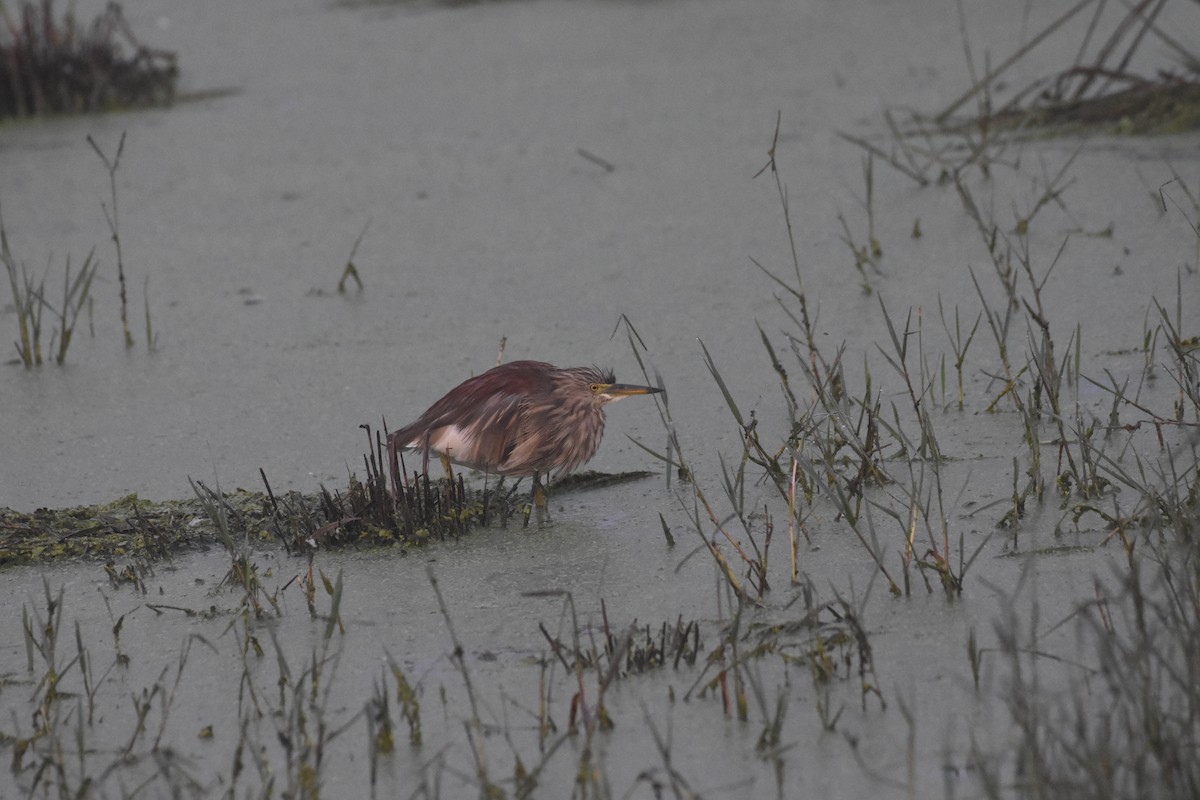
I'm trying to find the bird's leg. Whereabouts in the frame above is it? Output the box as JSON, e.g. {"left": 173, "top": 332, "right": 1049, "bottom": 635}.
{"left": 438, "top": 452, "right": 465, "bottom": 506}
{"left": 532, "top": 471, "right": 546, "bottom": 510}
{"left": 533, "top": 471, "right": 552, "bottom": 527}
{"left": 520, "top": 472, "right": 533, "bottom": 528}
{"left": 522, "top": 471, "right": 546, "bottom": 529}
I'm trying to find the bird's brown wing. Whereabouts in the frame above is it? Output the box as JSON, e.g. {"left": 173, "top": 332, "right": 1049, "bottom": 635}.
{"left": 391, "top": 361, "right": 557, "bottom": 473}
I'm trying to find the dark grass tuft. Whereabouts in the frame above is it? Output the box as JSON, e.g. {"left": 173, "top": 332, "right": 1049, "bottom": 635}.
{"left": 0, "top": 1, "right": 178, "bottom": 120}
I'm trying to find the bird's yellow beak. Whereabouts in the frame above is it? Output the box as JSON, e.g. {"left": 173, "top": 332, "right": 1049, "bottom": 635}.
{"left": 599, "top": 383, "right": 662, "bottom": 399}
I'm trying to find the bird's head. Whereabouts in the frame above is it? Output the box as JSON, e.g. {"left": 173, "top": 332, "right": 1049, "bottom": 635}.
{"left": 577, "top": 367, "right": 662, "bottom": 406}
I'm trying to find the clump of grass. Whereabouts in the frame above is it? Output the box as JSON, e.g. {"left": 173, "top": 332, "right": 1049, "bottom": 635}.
{"left": 948, "top": 0, "right": 1200, "bottom": 136}
{"left": 190, "top": 477, "right": 281, "bottom": 619}
{"left": 627, "top": 326, "right": 789, "bottom": 604}
{"left": 2, "top": 132, "right": 160, "bottom": 366}
{"left": 534, "top": 595, "right": 702, "bottom": 681}
{"left": 11, "top": 576, "right": 215, "bottom": 796}
{"left": 627, "top": 118, "right": 998, "bottom": 599}
{"left": 1, "top": 214, "right": 44, "bottom": 364}
{"left": 938, "top": 294, "right": 983, "bottom": 410}
{"left": 222, "top": 573, "right": 358, "bottom": 800}
{"left": 2, "top": 207, "right": 99, "bottom": 366}
{"left": 836, "top": 154, "right": 884, "bottom": 294}
{"left": 976, "top": 512, "right": 1200, "bottom": 799}
{"left": 267, "top": 422, "right": 509, "bottom": 550}
{"left": 14, "top": 580, "right": 98, "bottom": 794}
{"left": 426, "top": 566, "right": 510, "bottom": 797}
{"left": 1, "top": 435, "right": 569, "bottom": 566}
{"left": 520, "top": 589, "right": 710, "bottom": 797}
{"left": 680, "top": 582, "right": 883, "bottom": 730}
{"left": 49, "top": 251, "right": 98, "bottom": 363}
{"left": 839, "top": 4, "right": 1200, "bottom": 196}
{"left": 0, "top": 1, "right": 178, "bottom": 119}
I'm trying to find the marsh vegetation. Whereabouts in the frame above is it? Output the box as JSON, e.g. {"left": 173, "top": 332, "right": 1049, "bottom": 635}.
{"left": 1, "top": 1, "right": 1198, "bottom": 797}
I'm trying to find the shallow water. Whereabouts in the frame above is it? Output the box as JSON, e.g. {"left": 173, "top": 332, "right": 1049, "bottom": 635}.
{"left": 2, "top": 0, "right": 1198, "bottom": 797}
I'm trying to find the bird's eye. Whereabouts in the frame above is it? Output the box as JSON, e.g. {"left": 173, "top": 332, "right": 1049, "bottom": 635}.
{"left": 590, "top": 383, "right": 603, "bottom": 393}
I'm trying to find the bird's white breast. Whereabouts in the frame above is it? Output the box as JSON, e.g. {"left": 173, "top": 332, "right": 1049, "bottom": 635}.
{"left": 421, "top": 425, "right": 474, "bottom": 460}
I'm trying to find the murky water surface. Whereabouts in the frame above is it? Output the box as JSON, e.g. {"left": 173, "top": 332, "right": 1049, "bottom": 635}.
{"left": 1, "top": 0, "right": 1198, "bottom": 797}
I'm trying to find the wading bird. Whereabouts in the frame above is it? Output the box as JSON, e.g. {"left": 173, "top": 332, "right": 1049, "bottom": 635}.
{"left": 387, "top": 360, "right": 661, "bottom": 509}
